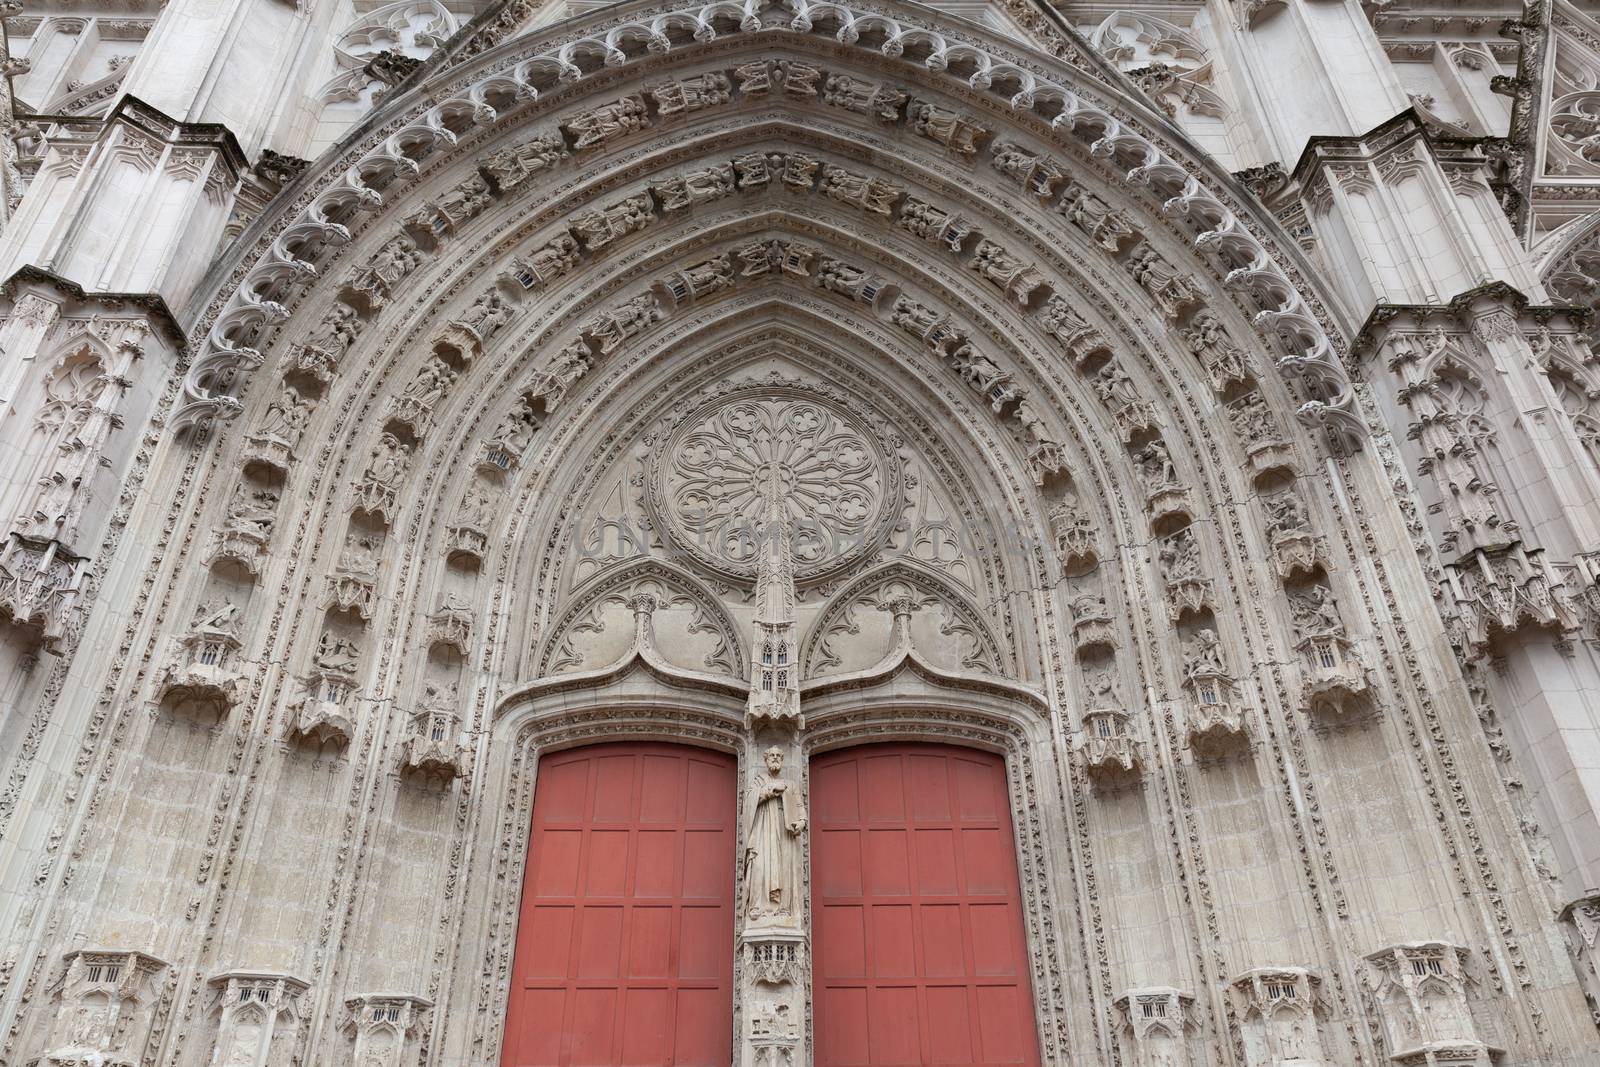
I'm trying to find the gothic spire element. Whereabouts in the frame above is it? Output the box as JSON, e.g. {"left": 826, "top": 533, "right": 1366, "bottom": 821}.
{"left": 747, "top": 458, "right": 801, "bottom": 730}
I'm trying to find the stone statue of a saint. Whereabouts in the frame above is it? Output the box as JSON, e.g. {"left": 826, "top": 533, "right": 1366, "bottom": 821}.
{"left": 743, "top": 747, "right": 805, "bottom": 925}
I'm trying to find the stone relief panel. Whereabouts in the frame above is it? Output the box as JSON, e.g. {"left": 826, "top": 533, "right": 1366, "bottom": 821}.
{"left": 539, "top": 561, "right": 744, "bottom": 678}
{"left": 802, "top": 563, "right": 1003, "bottom": 678}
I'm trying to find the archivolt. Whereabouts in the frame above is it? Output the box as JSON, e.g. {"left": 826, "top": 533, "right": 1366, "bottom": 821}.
{"left": 180, "top": 0, "right": 1360, "bottom": 447}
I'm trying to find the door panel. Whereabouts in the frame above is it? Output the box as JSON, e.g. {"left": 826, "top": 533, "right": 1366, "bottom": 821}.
{"left": 503, "top": 743, "right": 736, "bottom": 1067}
{"left": 812, "top": 745, "right": 1040, "bottom": 1067}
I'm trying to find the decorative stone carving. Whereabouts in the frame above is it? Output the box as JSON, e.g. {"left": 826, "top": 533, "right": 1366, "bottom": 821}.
{"left": 1049, "top": 488, "right": 1098, "bottom": 571}
{"left": 736, "top": 238, "right": 817, "bottom": 278}
{"left": 506, "top": 233, "right": 580, "bottom": 290}
{"left": 399, "top": 683, "right": 466, "bottom": 781}
{"left": 1124, "top": 242, "right": 1202, "bottom": 319}
{"left": 1182, "top": 628, "right": 1247, "bottom": 753}
{"left": 584, "top": 292, "right": 664, "bottom": 355}
{"left": 990, "top": 141, "right": 1066, "bottom": 198}
{"left": 1227, "top": 968, "right": 1326, "bottom": 1067}
{"left": 780, "top": 153, "right": 820, "bottom": 189}
{"left": 156, "top": 599, "right": 244, "bottom": 710}
{"left": 659, "top": 253, "right": 736, "bottom": 307}
{"left": 329, "top": 534, "right": 381, "bottom": 617}
{"left": 426, "top": 592, "right": 473, "bottom": 653}
{"left": 1444, "top": 545, "right": 1578, "bottom": 658}
{"left": 968, "top": 239, "right": 1045, "bottom": 305}
{"left": 649, "top": 72, "right": 732, "bottom": 116}
{"left": 1092, "top": 361, "right": 1160, "bottom": 441}
{"left": 1158, "top": 527, "right": 1212, "bottom": 620}
{"left": 543, "top": 564, "right": 742, "bottom": 677}
{"left": 747, "top": 491, "right": 801, "bottom": 727}
{"left": 563, "top": 94, "right": 649, "bottom": 149}
{"left": 1263, "top": 491, "right": 1326, "bottom": 580}
{"left": 907, "top": 98, "right": 986, "bottom": 154}
{"left": 1178, "top": 309, "right": 1253, "bottom": 393}
{"left": 813, "top": 256, "right": 889, "bottom": 309}
{"left": 483, "top": 394, "right": 543, "bottom": 471}
{"left": 290, "top": 666, "right": 358, "bottom": 748}
{"left": 345, "top": 235, "right": 424, "bottom": 312}
{"left": 1080, "top": 710, "right": 1143, "bottom": 782}
{"left": 1291, "top": 586, "right": 1370, "bottom": 718}
{"left": 351, "top": 433, "right": 412, "bottom": 523}
{"left": 1226, "top": 392, "right": 1294, "bottom": 476}
{"left": 743, "top": 937, "right": 805, "bottom": 985}
{"left": 1113, "top": 987, "right": 1195, "bottom": 1067}
{"left": 775, "top": 59, "right": 822, "bottom": 96}
{"left": 818, "top": 163, "right": 902, "bottom": 214}
{"left": 522, "top": 339, "right": 594, "bottom": 416}
{"left": 651, "top": 391, "right": 896, "bottom": 581}
{"left": 1070, "top": 593, "right": 1116, "bottom": 655}
{"left": 896, "top": 196, "right": 972, "bottom": 252}
{"left": 805, "top": 567, "right": 1002, "bottom": 677}
{"left": 385, "top": 355, "right": 456, "bottom": 436}
{"left": 37, "top": 950, "right": 168, "bottom": 1067}
{"left": 243, "top": 383, "right": 314, "bottom": 472}
{"left": 952, "top": 342, "right": 1022, "bottom": 411}
{"left": 1060, "top": 181, "right": 1136, "bottom": 253}
{"left": 1559, "top": 893, "right": 1600, "bottom": 1014}
{"left": 484, "top": 130, "right": 567, "bottom": 192}
{"left": 821, "top": 73, "right": 906, "bottom": 120}
{"left": 204, "top": 483, "right": 280, "bottom": 574}
{"left": 445, "top": 478, "right": 496, "bottom": 564}
{"left": 337, "top": 994, "right": 431, "bottom": 1067}
{"left": 436, "top": 290, "right": 515, "bottom": 361}
{"left": 1133, "top": 438, "right": 1192, "bottom": 526}
{"left": 651, "top": 163, "right": 736, "bottom": 211}
{"left": 571, "top": 191, "right": 655, "bottom": 251}
{"left": 1362, "top": 943, "right": 1498, "bottom": 1065}
{"left": 406, "top": 173, "right": 491, "bottom": 236}
{"left": 0, "top": 535, "right": 85, "bottom": 647}
{"left": 747, "top": 999, "right": 799, "bottom": 1067}
{"left": 743, "top": 746, "right": 805, "bottom": 927}
{"left": 1040, "top": 295, "right": 1111, "bottom": 366}
{"left": 206, "top": 970, "right": 311, "bottom": 1067}
{"left": 891, "top": 294, "right": 962, "bottom": 352}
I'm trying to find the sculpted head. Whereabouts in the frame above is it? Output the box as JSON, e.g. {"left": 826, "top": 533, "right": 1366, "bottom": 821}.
{"left": 763, "top": 746, "right": 784, "bottom": 774}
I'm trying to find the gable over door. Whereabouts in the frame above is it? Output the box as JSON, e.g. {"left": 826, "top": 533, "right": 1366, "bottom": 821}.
{"left": 503, "top": 743, "right": 736, "bottom": 1067}
{"left": 811, "top": 744, "right": 1040, "bottom": 1067}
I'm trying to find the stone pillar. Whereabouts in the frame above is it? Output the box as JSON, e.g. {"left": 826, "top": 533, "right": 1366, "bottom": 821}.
{"left": 1356, "top": 293, "right": 1600, "bottom": 893}
{"left": 739, "top": 737, "right": 808, "bottom": 1067}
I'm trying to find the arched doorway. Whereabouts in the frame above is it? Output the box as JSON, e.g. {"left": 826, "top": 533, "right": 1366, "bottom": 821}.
{"left": 503, "top": 743, "right": 737, "bottom": 1067}
{"left": 810, "top": 744, "right": 1040, "bottom": 1067}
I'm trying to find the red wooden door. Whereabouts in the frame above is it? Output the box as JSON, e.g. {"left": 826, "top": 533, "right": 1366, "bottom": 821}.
{"left": 503, "top": 743, "right": 736, "bottom": 1067}
{"left": 811, "top": 745, "right": 1040, "bottom": 1067}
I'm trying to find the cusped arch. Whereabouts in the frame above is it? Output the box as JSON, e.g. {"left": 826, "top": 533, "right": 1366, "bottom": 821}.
{"left": 536, "top": 556, "right": 746, "bottom": 678}
{"left": 802, "top": 559, "right": 1008, "bottom": 679}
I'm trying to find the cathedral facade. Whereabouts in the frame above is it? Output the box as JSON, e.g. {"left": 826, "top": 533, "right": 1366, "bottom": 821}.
{"left": 1, "top": 0, "right": 1600, "bottom": 1063}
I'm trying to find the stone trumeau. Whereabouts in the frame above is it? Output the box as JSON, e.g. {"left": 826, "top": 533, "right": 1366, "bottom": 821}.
{"left": 1, "top": 0, "right": 1600, "bottom": 1064}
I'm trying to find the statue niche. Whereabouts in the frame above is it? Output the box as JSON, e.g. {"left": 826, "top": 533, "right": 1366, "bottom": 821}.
{"left": 743, "top": 747, "right": 805, "bottom": 929}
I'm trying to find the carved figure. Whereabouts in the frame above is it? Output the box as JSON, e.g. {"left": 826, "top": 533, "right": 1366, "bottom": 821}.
{"left": 452, "top": 479, "right": 495, "bottom": 530}
{"left": 1184, "top": 627, "right": 1228, "bottom": 677}
{"left": 1158, "top": 530, "right": 1201, "bottom": 581}
{"left": 255, "top": 384, "right": 312, "bottom": 445}
{"left": 192, "top": 598, "right": 239, "bottom": 633}
{"left": 743, "top": 747, "right": 805, "bottom": 924}
{"left": 1265, "top": 492, "right": 1309, "bottom": 539}
{"left": 223, "top": 483, "right": 279, "bottom": 538}
{"left": 1135, "top": 438, "right": 1178, "bottom": 490}
{"left": 1292, "top": 584, "right": 1344, "bottom": 638}
{"left": 454, "top": 291, "right": 514, "bottom": 340}
{"left": 485, "top": 132, "right": 566, "bottom": 191}
{"left": 1014, "top": 397, "right": 1053, "bottom": 443}
{"left": 1086, "top": 666, "right": 1120, "bottom": 708}
{"left": 315, "top": 631, "right": 362, "bottom": 673}
{"left": 564, "top": 95, "right": 649, "bottom": 149}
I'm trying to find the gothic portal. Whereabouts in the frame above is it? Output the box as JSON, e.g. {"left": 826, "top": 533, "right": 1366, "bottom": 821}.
{"left": 3, "top": 0, "right": 1600, "bottom": 1065}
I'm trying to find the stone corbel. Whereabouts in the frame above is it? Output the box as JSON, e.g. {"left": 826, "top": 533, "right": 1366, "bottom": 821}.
{"left": 1080, "top": 710, "right": 1144, "bottom": 785}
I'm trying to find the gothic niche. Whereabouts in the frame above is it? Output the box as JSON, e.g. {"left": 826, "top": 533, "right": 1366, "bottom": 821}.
{"left": 1227, "top": 968, "right": 1328, "bottom": 1067}
{"left": 205, "top": 971, "right": 311, "bottom": 1067}
{"left": 1362, "top": 943, "right": 1499, "bottom": 1064}
{"left": 155, "top": 597, "right": 245, "bottom": 720}
{"left": 37, "top": 950, "right": 168, "bottom": 1067}
{"left": 1113, "top": 986, "right": 1197, "bottom": 1067}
